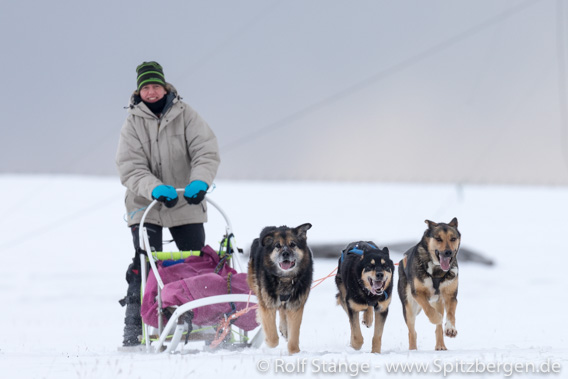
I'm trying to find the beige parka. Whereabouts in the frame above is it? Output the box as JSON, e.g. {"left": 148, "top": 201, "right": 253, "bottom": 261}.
{"left": 116, "top": 84, "right": 220, "bottom": 227}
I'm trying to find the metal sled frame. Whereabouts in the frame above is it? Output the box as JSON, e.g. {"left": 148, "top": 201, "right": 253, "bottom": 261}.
{"left": 138, "top": 191, "right": 263, "bottom": 353}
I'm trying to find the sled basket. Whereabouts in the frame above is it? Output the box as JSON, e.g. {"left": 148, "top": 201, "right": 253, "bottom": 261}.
{"left": 137, "top": 192, "right": 262, "bottom": 353}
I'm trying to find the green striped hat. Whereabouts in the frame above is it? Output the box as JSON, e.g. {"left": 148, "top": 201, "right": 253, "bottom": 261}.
{"left": 136, "top": 61, "right": 166, "bottom": 91}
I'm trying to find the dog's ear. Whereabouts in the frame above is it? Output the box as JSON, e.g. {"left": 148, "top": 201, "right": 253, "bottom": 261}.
{"left": 261, "top": 233, "right": 274, "bottom": 247}
{"left": 425, "top": 220, "right": 438, "bottom": 229}
{"left": 260, "top": 226, "right": 277, "bottom": 247}
{"left": 294, "top": 223, "right": 312, "bottom": 239}
{"left": 448, "top": 217, "right": 458, "bottom": 228}
{"left": 382, "top": 247, "right": 390, "bottom": 255}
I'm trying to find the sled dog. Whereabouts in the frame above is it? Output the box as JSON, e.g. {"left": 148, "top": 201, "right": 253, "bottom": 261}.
{"left": 247, "top": 223, "right": 313, "bottom": 354}
{"left": 335, "top": 241, "right": 394, "bottom": 353}
{"left": 398, "top": 218, "right": 461, "bottom": 350}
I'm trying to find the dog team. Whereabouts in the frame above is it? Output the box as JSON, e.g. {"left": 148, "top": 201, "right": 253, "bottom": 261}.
{"left": 247, "top": 218, "right": 461, "bottom": 355}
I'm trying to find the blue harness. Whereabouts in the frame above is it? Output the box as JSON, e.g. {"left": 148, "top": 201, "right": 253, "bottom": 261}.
{"left": 340, "top": 242, "right": 378, "bottom": 263}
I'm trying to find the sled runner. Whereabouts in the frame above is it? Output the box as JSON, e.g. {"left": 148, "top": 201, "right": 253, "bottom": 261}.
{"left": 137, "top": 191, "right": 263, "bottom": 353}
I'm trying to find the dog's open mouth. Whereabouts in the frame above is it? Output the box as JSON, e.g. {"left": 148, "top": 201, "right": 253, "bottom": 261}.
{"left": 368, "top": 278, "right": 386, "bottom": 295}
{"left": 436, "top": 252, "right": 452, "bottom": 271}
{"left": 279, "top": 259, "right": 296, "bottom": 271}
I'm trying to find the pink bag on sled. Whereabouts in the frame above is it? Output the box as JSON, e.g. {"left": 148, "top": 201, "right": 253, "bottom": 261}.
{"left": 141, "top": 245, "right": 258, "bottom": 331}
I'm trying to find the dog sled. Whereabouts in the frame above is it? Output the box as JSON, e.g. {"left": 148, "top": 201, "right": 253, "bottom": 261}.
{"left": 137, "top": 191, "right": 263, "bottom": 353}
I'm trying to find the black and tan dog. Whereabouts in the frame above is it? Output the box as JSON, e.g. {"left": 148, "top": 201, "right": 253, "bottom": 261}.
{"left": 335, "top": 241, "right": 394, "bottom": 353}
{"left": 398, "top": 218, "right": 461, "bottom": 351}
{"left": 247, "top": 223, "right": 313, "bottom": 354}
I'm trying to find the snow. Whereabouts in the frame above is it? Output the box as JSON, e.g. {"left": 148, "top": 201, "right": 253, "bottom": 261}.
{"left": 0, "top": 175, "right": 566, "bottom": 378}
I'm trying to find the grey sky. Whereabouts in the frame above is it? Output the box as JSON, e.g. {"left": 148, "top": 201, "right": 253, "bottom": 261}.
{"left": 1, "top": 0, "right": 567, "bottom": 184}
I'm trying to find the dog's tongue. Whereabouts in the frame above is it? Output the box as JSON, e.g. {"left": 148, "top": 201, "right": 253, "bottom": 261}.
{"left": 279, "top": 260, "right": 294, "bottom": 270}
{"left": 371, "top": 280, "right": 384, "bottom": 295}
{"left": 440, "top": 256, "right": 451, "bottom": 271}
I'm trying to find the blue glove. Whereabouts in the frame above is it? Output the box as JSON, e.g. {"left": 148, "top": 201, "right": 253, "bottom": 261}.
{"left": 184, "top": 180, "right": 208, "bottom": 205}
{"left": 151, "top": 185, "right": 178, "bottom": 208}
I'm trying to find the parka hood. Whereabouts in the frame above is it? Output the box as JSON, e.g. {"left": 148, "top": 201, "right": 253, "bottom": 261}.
{"left": 128, "top": 82, "right": 179, "bottom": 108}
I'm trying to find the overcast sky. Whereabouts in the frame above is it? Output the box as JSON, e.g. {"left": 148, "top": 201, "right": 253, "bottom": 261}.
{"left": 1, "top": 0, "right": 567, "bottom": 185}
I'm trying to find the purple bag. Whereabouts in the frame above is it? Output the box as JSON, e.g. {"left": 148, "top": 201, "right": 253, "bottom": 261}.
{"left": 141, "top": 245, "right": 258, "bottom": 331}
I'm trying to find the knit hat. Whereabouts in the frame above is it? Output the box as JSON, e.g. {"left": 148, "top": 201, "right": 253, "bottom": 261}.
{"left": 136, "top": 61, "right": 166, "bottom": 91}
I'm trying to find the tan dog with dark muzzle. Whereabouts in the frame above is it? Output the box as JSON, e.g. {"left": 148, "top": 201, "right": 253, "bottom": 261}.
{"left": 247, "top": 223, "right": 313, "bottom": 354}
{"left": 397, "top": 218, "right": 461, "bottom": 351}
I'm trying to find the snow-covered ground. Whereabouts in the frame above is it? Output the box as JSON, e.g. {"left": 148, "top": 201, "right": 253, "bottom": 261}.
{"left": 0, "top": 175, "right": 566, "bottom": 378}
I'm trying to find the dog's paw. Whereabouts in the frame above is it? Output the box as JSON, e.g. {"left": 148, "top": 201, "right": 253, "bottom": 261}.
{"left": 362, "top": 311, "right": 373, "bottom": 328}
{"left": 279, "top": 323, "right": 288, "bottom": 340}
{"left": 435, "top": 344, "right": 448, "bottom": 351}
{"left": 445, "top": 321, "right": 457, "bottom": 338}
{"left": 288, "top": 342, "right": 300, "bottom": 355}
{"left": 265, "top": 336, "right": 279, "bottom": 348}
{"left": 351, "top": 335, "right": 364, "bottom": 350}
{"left": 371, "top": 337, "right": 382, "bottom": 354}
{"left": 288, "top": 347, "right": 300, "bottom": 355}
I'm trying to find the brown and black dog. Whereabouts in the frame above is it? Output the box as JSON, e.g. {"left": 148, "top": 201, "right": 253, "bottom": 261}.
{"left": 398, "top": 218, "right": 461, "bottom": 351}
{"left": 335, "top": 241, "right": 394, "bottom": 353}
{"left": 247, "top": 223, "right": 313, "bottom": 354}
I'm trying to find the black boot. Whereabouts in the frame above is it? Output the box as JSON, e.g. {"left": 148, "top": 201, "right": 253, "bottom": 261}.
{"left": 120, "top": 257, "right": 142, "bottom": 346}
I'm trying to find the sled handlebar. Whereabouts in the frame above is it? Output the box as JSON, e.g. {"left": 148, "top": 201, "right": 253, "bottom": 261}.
{"left": 139, "top": 189, "right": 234, "bottom": 238}
{"left": 138, "top": 189, "right": 242, "bottom": 291}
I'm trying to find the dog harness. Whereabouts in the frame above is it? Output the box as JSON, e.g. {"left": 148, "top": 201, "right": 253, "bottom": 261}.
{"left": 340, "top": 242, "right": 379, "bottom": 263}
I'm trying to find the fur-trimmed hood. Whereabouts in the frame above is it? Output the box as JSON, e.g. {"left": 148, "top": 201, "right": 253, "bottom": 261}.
{"left": 127, "top": 82, "right": 179, "bottom": 108}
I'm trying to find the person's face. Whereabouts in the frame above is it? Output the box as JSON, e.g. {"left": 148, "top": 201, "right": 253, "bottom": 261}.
{"left": 139, "top": 84, "right": 167, "bottom": 103}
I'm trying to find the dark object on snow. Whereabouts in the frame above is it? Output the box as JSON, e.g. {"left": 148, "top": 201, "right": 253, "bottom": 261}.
{"left": 308, "top": 241, "right": 494, "bottom": 266}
